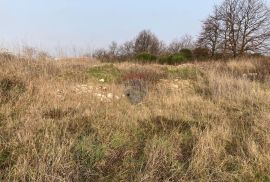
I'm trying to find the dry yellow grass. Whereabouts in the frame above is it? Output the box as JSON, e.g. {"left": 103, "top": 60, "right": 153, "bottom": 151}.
{"left": 1, "top": 56, "right": 270, "bottom": 181}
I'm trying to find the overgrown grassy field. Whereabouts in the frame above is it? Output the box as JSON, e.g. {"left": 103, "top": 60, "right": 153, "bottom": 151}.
{"left": 1, "top": 56, "right": 270, "bottom": 181}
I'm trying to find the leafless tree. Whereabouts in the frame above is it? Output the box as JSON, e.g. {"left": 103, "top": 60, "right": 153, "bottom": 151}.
{"left": 197, "top": 10, "right": 221, "bottom": 56}
{"left": 168, "top": 34, "right": 194, "bottom": 54}
{"left": 198, "top": 0, "right": 270, "bottom": 57}
{"left": 238, "top": 0, "right": 270, "bottom": 54}
{"left": 108, "top": 41, "right": 119, "bottom": 56}
{"left": 92, "top": 48, "right": 108, "bottom": 61}
{"left": 134, "top": 30, "right": 160, "bottom": 55}
{"left": 118, "top": 40, "right": 135, "bottom": 59}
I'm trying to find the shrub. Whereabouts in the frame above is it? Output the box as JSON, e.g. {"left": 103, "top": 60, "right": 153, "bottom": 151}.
{"left": 159, "top": 53, "right": 186, "bottom": 65}
{"left": 179, "top": 49, "right": 193, "bottom": 60}
{"left": 212, "top": 53, "right": 224, "bottom": 60}
{"left": 135, "top": 53, "right": 157, "bottom": 63}
{"left": 193, "top": 47, "right": 210, "bottom": 60}
{"left": 0, "top": 150, "right": 11, "bottom": 169}
{"left": 171, "top": 54, "right": 186, "bottom": 64}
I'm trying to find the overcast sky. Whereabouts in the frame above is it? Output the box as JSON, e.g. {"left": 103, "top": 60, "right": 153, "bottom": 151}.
{"left": 0, "top": 0, "right": 255, "bottom": 55}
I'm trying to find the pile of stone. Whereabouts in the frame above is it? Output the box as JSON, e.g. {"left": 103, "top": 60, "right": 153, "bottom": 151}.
{"left": 56, "top": 83, "right": 122, "bottom": 103}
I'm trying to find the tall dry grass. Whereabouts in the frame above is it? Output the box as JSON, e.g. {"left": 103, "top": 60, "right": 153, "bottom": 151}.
{"left": 0, "top": 56, "right": 270, "bottom": 181}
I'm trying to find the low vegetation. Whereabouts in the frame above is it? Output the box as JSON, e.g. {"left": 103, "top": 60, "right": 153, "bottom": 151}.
{"left": 86, "top": 64, "right": 122, "bottom": 83}
{"left": 1, "top": 55, "right": 270, "bottom": 181}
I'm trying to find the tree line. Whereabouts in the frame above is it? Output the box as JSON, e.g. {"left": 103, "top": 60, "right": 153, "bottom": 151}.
{"left": 93, "top": 0, "right": 270, "bottom": 64}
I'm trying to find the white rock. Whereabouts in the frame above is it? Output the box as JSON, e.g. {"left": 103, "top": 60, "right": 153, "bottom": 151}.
{"left": 94, "top": 93, "right": 102, "bottom": 97}
{"left": 107, "top": 93, "right": 114, "bottom": 99}
{"left": 88, "top": 86, "right": 93, "bottom": 90}
{"left": 99, "top": 79, "right": 105, "bottom": 83}
{"left": 171, "top": 84, "right": 179, "bottom": 89}
{"left": 101, "top": 95, "right": 107, "bottom": 99}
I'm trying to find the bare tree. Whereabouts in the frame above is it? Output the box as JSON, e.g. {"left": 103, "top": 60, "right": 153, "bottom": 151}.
{"left": 198, "top": 0, "right": 270, "bottom": 57}
{"left": 238, "top": 0, "right": 270, "bottom": 54}
{"left": 168, "top": 34, "right": 194, "bottom": 54}
{"left": 92, "top": 48, "right": 108, "bottom": 61}
{"left": 118, "top": 40, "right": 135, "bottom": 59}
{"left": 108, "top": 41, "right": 119, "bottom": 56}
{"left": 197, "top": 10, "right": 221, "bottom": 56}
{"left": 219, "top": 0, "right": 240, "bottom": 57}
{"left": 134, "top": 30, "right": 160, "bottom": 55}
{"left": 158, "top": 41, "right": 168, "bottom": 55}
{"left": 180, "top": 34, "right": 195, "bottom": 49}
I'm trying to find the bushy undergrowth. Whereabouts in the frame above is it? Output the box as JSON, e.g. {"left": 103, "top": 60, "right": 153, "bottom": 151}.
{"left": 133, "top": 49, "right": 195, "bottom": 65}
{"left": 159, "top": 53, "right": 186, "bottom": 65}
{"left": 0, "top": 57, "right": 270, "bottom": 181}
{"left": 135, "top": 53, "right": 157, "bottom": 63}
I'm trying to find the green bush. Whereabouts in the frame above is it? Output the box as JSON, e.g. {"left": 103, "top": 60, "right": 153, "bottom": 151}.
{"left": 159, "top": 54, "right": 186, "bottom": 65}
{"left": 171, "top": 54, "right": 186, "bottom": 63}
{"left": 158, "top": 49, "right": 193, "bottom": 65}
{"left": 0, "top": 150, "right": 11, "bottom": 167}
{"left": 179, "top": 49, "right": 193, "bottom": 60}
{"left": 135, "top": 53, "right": 157, "bottom": 63}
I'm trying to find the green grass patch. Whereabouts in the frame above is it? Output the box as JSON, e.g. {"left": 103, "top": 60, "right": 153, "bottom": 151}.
{"left": 86, "top": 64, "right": 122, "bottom": 83}
{"left": 72, "top": 135, "right": 106, "bottom": 181}
{"left": 0, "top": 150, "right": 11, "bottom": 168}
{"left": 74, "top": 136, "right": 106, "bottom": 167}
{"left": 165, "top": 66, "right": 202, "bottom": 80}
